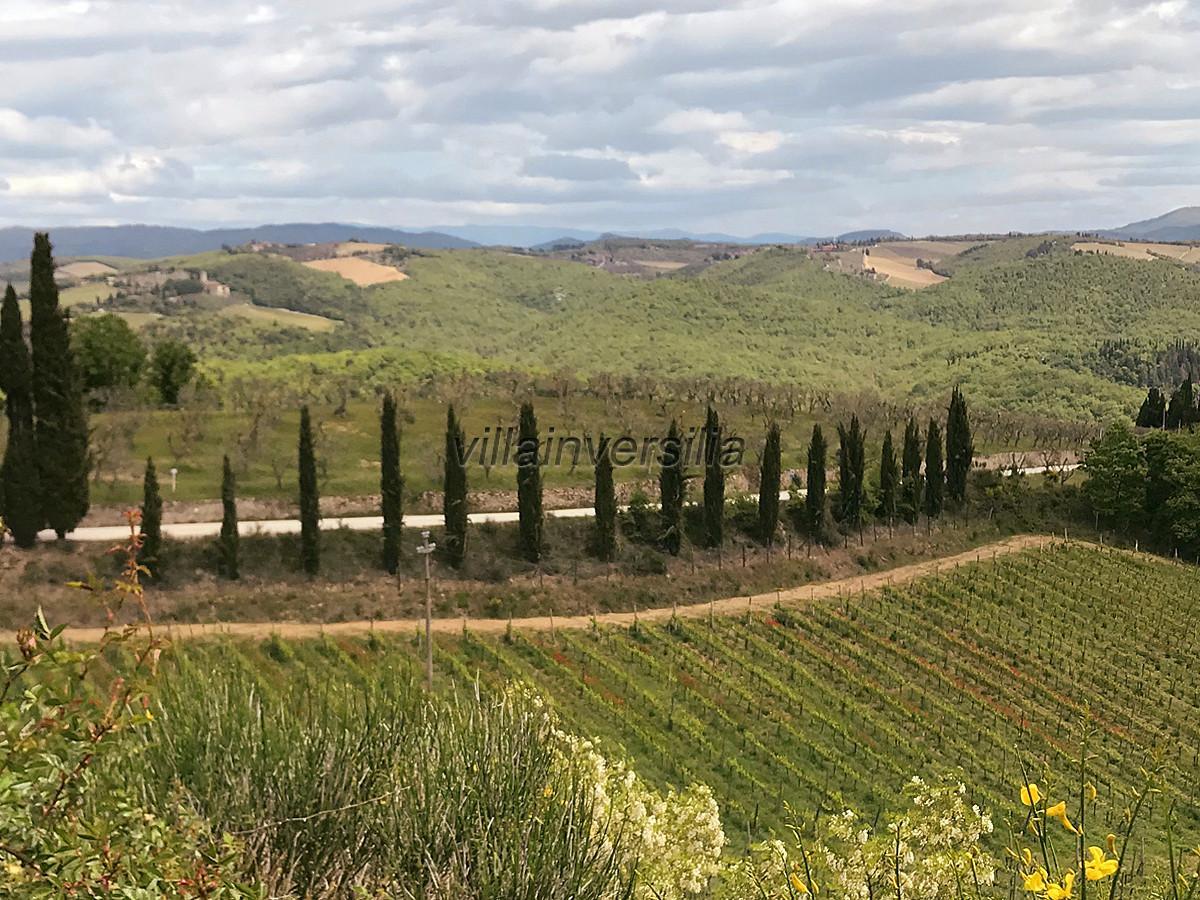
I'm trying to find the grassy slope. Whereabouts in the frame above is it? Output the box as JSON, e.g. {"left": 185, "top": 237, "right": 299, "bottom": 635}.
{"left": 132, "top": 242, "right": 1174, "bottom": 421}
{"left": 157, "top": 543, "right": 1200, "bottom": 845}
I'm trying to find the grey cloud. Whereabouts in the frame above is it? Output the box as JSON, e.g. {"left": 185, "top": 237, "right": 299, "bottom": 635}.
{"left": 522, "top": 154, "right": 636, "bottom": 181}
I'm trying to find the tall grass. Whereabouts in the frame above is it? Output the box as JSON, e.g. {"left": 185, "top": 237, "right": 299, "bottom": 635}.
{"left": 128, "top": 651, "right": 633, "bottom": 899}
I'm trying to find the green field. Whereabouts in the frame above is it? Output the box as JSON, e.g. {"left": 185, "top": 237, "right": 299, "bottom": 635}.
{"left": 191, "top": 542, "right": 1200, "bottom": 846}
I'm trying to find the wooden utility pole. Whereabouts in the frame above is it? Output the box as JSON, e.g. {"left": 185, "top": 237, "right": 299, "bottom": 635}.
{"left": 417, "top": 529, "right": 437, "bottom": 691}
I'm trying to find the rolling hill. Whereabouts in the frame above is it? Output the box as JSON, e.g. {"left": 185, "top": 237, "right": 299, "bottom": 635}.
{"left": 1105, "top": 206, "right": 1200, "bottom": 241}
{"left": 0, "top": 223, "right": 476, "bottom": 262}
{"left": 80, "top": 235, "right": 1200, "bottom": 421}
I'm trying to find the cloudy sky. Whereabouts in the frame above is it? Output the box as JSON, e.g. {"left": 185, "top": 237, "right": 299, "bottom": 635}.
{"left": 1, "top": 0, "right": 1198, "bottom": 236}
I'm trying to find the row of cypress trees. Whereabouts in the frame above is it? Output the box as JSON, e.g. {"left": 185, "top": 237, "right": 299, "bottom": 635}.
{"left": 132, "top": 387, "right": 971, "bottom": 578}
{"left": 0, "top": 235, "right": 91, "bottom": 546}
{"left": 434, "top": 389, "right": 971, "bottom": 567}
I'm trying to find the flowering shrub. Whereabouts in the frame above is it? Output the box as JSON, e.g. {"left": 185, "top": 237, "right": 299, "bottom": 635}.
{"left": 719, "top": 775, "right": 996, "bottom": 899}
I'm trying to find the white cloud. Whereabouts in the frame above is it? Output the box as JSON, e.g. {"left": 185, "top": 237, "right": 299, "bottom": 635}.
{"left": 0, "top": 0, "right": 1197, "bottom": 235}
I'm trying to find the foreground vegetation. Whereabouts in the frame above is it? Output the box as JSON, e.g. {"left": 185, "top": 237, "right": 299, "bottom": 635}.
{"left": 5, "top": 537, "right": 1196, "bottom": 897}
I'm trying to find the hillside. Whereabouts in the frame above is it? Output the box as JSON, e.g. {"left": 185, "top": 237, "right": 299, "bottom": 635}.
{"left": 181, "top": 542, "right": 1200, "bottom": 844}
{"left": 1107, "top": 206, "right": 1200, "bottom": 241}
{"left": 52, "top": 233, "right": 1200, "bottom": 421}
{"left": 0, "top": 223, "right": 475, "bottom": 261}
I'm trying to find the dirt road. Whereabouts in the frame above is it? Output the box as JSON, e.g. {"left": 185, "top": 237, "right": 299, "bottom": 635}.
{"left": 41, "top": 534, "right": 1059, "bottom": 645}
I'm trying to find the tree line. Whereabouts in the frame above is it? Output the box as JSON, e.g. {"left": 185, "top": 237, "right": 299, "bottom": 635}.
{"left": 131, "top": 384, "right": 976, "bottom": 580}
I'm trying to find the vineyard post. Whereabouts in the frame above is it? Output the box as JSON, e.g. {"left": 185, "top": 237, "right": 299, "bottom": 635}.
{"left": 417, "top": 529, "right": 437, "bottom": 691}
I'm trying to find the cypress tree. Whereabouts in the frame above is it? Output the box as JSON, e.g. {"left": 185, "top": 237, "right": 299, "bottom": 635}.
{"left": 380, "top": 393, "right": 404, "bottom": 574}
{"left": 1166, "top": 378, "right": 1197, "bottom": 430}
{"left": 658, "top": 419, "right": 684, "bottom": 555}
{"left": 139, "top": 457, "right": 162, "bottom": 580}
{"left": 593, "top": 434, "right": 616, "bottom": 561}
{"left": 758, "top": 420, "right": 781, "bottom": 545}
{"left": 702, "top": 405, "right": 724, "bottom": 547}
{"left": 945, "top": 387, "right": 974, "bottom": 505}
{"left": 0, "top": 284, "right": 42, "bottom": 547}
{"left": 29, "top": 233, "right": 89, "bottom": 538}
{"left": 217, "top": 454, "right": 239, "bottom": 580}
{"left": 900, "top": 418, "right": 923, "bottom": 524}
{"left": 516, "top": 401, "right": 543, "bottom": 562}
{"left": 298, "top": 405, "right": 320, "bottom": 575}
{"left": 836, "top": 415, "right": 866, "bottom": 529}
{"left": 1136, "top": 387, "right": 1166, "bottom": 429}
{"left": 924, "top": 419, "right": 944, "bottom": 519}
{"left": 877, "top": 429, "right": 899, "bottom": 521}
{"left": 804, "top": 424, "right": 827, "bottom": 540}
{"left": 443, "top": 404, "right": 468, "bottom": 567}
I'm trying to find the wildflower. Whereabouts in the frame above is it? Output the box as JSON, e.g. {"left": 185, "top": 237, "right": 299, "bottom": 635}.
{"left": 1084, "top": 782, "right": 1097, "bottom": 802}
{"left": 1106, "top": 834, "right": 1118, "bottom": 855}
{"left": 1022, "top": 868, "right": 1048, "bottom": 892}
{"left": 1021, "top": 848, "right": 1033, "bottom": 867}
{"left": 1021, "top": 783, "right": 1042, "bottom": 806}
{"left": 1045, "top": 871, "right": 1075, "bottom": 899}
{"left": 543, "top": 785, "right": 553, "bottom": 798}
{"left": 1046, "top": 801, "right": 1079, "bottom": 834}
{"left": 3, "top": 860, "right": 23, "bottom": 877}
{"left": 789, "top": 871, "right": 810, "bottom": 894}
{"left": 1084, "top": 846, "right": 1119, "bottom": 881}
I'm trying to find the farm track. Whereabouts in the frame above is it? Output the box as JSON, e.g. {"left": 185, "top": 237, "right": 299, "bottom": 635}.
{"left": 47, "top": 533, "right": 1065, "bottom": 644}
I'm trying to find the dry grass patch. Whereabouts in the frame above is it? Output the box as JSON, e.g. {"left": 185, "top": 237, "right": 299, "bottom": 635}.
{"left": 56, "top": 260, "right": 118, "bottom": 279}
{"left": 1073, "top": 241, "right": 1200, "bottom": 263}
{"left": 303, "top": 257, "right": 409, "bottom": 285}
{"left": 334, "top": 241, "right": 391, "bottom": 256}
{"left": 862, "top": 247, "right": 947, "bottom": 289}
{"left": 219, "top": 302, "right": 338, "bottom": 332}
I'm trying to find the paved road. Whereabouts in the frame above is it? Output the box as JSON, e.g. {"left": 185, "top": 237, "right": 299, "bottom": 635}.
{"left": 38, "top": 464, "right": 1079, "bottom": 544}
{"left": 40, "top": 534, "right": 1064, "bottom": 644}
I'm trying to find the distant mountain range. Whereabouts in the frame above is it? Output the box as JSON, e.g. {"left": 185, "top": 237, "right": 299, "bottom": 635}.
{"left": 0, "top": 223, "right": 477, "bottom": 262}
{"left": 0, "top": 221, "right": 918, "bottom": 263}
{"left": 1105, "top": 207, "right": 1200, "bottom": 242}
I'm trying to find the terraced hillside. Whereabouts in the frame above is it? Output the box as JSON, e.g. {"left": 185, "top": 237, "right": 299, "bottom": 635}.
{"left": 172, "top": 542, "right": 1200, "bottom": 844}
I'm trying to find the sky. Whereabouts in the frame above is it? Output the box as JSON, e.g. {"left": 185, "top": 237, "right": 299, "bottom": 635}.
{"left": 1, "top": 0, "right": 1198, "bottom": 236}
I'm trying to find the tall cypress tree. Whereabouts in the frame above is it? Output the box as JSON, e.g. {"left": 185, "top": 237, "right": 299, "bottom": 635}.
{"left": 217, "top": 454, "right": 239, "bottom": 580}
{"left": 758, "top": 420, "right": 781, "bottom": 545}
{"left": 924, "top": 419, "right": 944, "bottom": 519}
{"left": 139, "top": 457, "right": 162, "bottom": 580}
{"left": 945, "top": 387, "right": 974, "bottom": 506}
{"left": 380, "top": 393, "right": 404, "bottom": 574}
{"left": 659, "top": 419, "right": 684, "bottom": 555}
{"left": 443, "top": 404, "right": 468, "bottom": 567}
{"left": 837, "top": 415, "right": 866, "bottom": 529}
{"left": 593, "top": 434, "right": 616, "bottom": 561}
{"left": 298, "top": 405, "right": 320, "bottom": 575}
{"left": 1136, "top": 387, "right": 1166, "bottom": 429}
{"left": 877, "top": 429, "right": 899, "bottom": 520}
{"left": 0, "top": 285, "right": 42, "bottom": 547}
{"left": 516, "top": 401, "right": 543, "bottom": 562}
{"left": 29, "top": 233, "right": 89, "bottom": 538}
{"left": 702, "top": 405, "right": 724, "bottom": 547}
{"left": 805, "top": 424, "right": 827, "bottom": 540}
{"left": 900, "top": 418, "right": 923, "bottom": 524}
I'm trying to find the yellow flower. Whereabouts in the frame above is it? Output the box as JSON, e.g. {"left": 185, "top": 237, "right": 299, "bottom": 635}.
{"left": 1085, "top": 782, "right": 1097, "bottom": 802}
{"left": 1045, "top": 871, "right": 1076, "bottom": 900}
{"left": 542, "top": 785, "right": 553, "bottom": 798}
{"left": 3, "top": 860, "right": 23, "bottom": 877}
{"left": 1022, "top": 869, "right": 1048, "bottom": 893}
{"left": 1106, "top": 834, "right": 1118, "bottom": 855}
{"left": 1085, "top": 846, "right": 1119, "bottom": 881}
{"left": 1021, "top": 783, "right": 1042, "bottom": 806}
{"left": 790, "top": 872, "right": 810, "bottom": 894}
{"left": 1021, "top": 848, "right": 1033, "bottom": 868}
{"left": 1046, "top": 801, "right": 1079, "bottom": 834}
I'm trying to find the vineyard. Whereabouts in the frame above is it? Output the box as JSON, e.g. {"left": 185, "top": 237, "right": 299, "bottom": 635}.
{"left": 166, "top": 542, "right": 1200, "bottom": 847}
